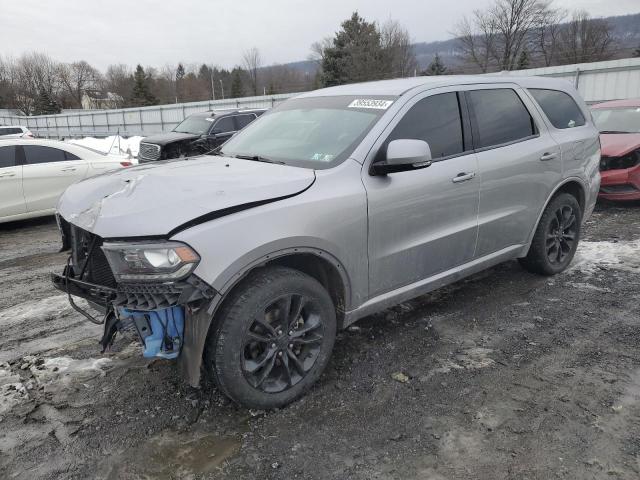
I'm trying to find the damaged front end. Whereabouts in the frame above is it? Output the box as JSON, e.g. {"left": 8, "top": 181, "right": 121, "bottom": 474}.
{"left": 51, "top": 217, "right": 216, "bottom": 377}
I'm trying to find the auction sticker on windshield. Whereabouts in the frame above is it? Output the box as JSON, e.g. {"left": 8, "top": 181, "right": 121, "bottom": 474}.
{"left": 348, "top": 99, "right": 394, "bottom": 110}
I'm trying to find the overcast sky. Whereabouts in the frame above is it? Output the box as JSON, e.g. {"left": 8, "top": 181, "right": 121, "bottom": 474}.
{"left": 1, "top": 0, "right": 639, "bottom": 70}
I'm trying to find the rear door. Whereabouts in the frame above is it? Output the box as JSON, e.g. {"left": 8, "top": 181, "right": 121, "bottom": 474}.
{"left": 22, "top": 145, "right": 89, "bottom": 213}
{"left": 465, "top": 86, "right": 562, "bottom": 257}
{"left": 209, "top": 116, "right": 237, "bottom": 146}
{"left": 0, "top": 145, "right": 26, "bottom": 218}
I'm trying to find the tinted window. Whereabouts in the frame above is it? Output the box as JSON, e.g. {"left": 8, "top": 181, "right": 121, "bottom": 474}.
{"left": 0, "top": 146, "right": 16, "bottom": 168}
{"left": 0, "top": 127, "right": 22, "bottom": 135}
{"left": 468, "top": 89, "right": 536, "bottom": 148}
{"left": 213, "top": 116, "right": 235, "bottom": 134}
{"left": 64, "top": 150, "right": 80, "bottom": 160}
{"left": 235, "top": 114, "right": 256, "bottom": 130}
{"left": 23, "top": 145, "right": 67, "bottom": 164}
{"left": 384, "top": 92, "right": 464, "bottom": 159}
{"left": 529, "top": 89, "right": 586, "bottom": 129}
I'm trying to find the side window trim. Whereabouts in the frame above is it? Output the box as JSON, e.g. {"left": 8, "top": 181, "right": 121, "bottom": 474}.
{"left": 464, "top": 88, "right": 540, "bottom": 153}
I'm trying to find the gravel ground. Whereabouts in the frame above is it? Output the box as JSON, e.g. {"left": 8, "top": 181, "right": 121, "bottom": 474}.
{"left": 0, "top": 201, "right": 638, "bottom": 480}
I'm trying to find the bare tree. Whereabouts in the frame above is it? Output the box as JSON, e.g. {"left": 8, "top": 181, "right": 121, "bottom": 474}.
{"left": 456, "top": 13, "right": 499, "bottom": 73}
{"left": 380, "top": 20, "right": 418, "bottom": 77}
{"left": 242, "top": 47, "right": 262, "bottom": 96}
{"left": 59, "top": 61, "right": 102, "bottom": 108}
{"left": 556, "top": 11, "right": 614, "bottom": 65}
{"left": 533, "top": 6, "right": 566, "bottom": 66}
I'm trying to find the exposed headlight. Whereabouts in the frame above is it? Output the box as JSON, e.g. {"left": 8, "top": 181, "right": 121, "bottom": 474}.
{"left": 101, "top": 241, "right": 200, "bottom": 282}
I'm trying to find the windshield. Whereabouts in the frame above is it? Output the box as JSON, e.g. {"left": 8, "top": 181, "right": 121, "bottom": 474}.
{"left": 173, "top": 116, "right": 212, "bottom": 135}
{"left": 592, "top": 107, "right": 640, "bottom": 133}
{"left": 218, "top": 96, "right": 395, "bottom": 168}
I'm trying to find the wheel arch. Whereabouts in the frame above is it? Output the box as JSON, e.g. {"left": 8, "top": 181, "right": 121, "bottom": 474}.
{"left": 522, "top": 177, "right": 587, "bottom": 255}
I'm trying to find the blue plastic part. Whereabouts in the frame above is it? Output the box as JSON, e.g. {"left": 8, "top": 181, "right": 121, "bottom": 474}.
{"left": 120, "top": 306, "right": 185, "bottom": 359}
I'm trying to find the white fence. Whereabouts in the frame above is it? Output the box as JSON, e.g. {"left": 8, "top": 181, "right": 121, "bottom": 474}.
{"left": 0, "top": 93, "right": 299, "bottom": 139}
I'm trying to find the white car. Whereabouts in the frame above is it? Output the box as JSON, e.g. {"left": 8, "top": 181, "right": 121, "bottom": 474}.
{"left": 0, "top": 125, "right": 33, "bottom": 139}
{"left": 0, "top": 139, "right": 133, "bottom": 223}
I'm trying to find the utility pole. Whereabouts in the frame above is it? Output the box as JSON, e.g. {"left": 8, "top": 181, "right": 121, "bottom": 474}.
{"left": 219, "top": 79, "right": 225, "bottom": 99}
{"left": 210, "top": 70, "right": 216, "bottom": 101}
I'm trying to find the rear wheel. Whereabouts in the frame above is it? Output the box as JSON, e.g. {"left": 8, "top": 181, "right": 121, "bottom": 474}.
{"left": 519, "top": 193, "right": 582, "bottom": 275}
{"left": 205, "top": 266, "right": 336, "bottom": 409}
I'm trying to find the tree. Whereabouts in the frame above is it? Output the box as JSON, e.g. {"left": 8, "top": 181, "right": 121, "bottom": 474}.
{"left": 634, "top": 46, "right": 640, "bottom": 58}
{"left": 230, "top": 68, "right": 245, "bottom": 98}
{"left": 533, "top": 6, "right": 566, "bottom": 66}
{"left": 555, "top": 11, "right": 614, "bottom": 64}
{"left": 517, "top": 48, "right": 530, "bottom": 69}
{"left": 242, "top": 47, "right": 261, "bottom": 96}
{"left": 33, "top": 88, "right": 61, "bottom": 115}
{"left": 175, "top": 63, "right": 185, "bottom": 101}
{"left": 131, "top": 65, "right": 157, "bottom": 106}
{"left": 380, "top": 20, "right": 417, "bottom": 77}
{"left": 424, "top": 53, "right": 447, "bottom": 75}
{"left": 456, "top": 0, "right": 550, "bottom": 72}
{"left": 59, "top": 60, "right": 102, "bottom": 108}
{"left": 321, "top": 12, "right": 386, "bottom": 86}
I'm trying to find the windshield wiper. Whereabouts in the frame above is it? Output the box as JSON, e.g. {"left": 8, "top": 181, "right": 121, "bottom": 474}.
{"left": 232, "top": 154, "right": 284, "bottom": 165}
{"left": 600, "top": 130, "right": 632, "bottom": 134}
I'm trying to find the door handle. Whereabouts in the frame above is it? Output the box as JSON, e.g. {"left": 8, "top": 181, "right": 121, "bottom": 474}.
{"left": 0, "top": 172, "right": 16, "bottom": 178}
{"left": 452, "top": 172, "right": 476, "bottom": 183}
{"left": 540, "top": 152, "right": 558, "bottom": 161}
{"left": 61, "top": 167, "right": 77, "bottom": 172}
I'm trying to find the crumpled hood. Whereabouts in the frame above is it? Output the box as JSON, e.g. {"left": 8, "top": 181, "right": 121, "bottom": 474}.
{"left": 142, "top": 131, "right": 201, "bottom": 146}
{"left": 57, "top": 156, "right": 315, "bottom": 238}
{"left": 600, "top": 133, "right": 640, "bottom": 157}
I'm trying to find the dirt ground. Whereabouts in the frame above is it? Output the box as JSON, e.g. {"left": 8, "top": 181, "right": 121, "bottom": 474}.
{"left": 0, "top": 201, "right": 639, "bottom": 480}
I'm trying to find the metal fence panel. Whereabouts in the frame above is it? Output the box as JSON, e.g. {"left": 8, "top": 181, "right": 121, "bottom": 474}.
{"left": 0, "top": 92, "right": 299, "bottom": 138}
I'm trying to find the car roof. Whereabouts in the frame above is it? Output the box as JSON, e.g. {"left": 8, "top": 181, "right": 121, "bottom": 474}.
{"left": 295, "top": 74, "right": 576, "bottom": 98}
{"left": 0, "top": 125, "right": 28, "bottom": 129}
{"left": 0, "top": 138, "right": 70, "bottom": 147}
{"left": 591, "top": 98, "right": 640, "bottom": 109}
{"left": 189, "top": 108, "right": 267, "bottom": 119}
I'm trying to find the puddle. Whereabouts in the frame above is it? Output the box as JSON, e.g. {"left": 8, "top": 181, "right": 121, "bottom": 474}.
{"left": 103, "top": 431, "right": 242, "bottom": 479}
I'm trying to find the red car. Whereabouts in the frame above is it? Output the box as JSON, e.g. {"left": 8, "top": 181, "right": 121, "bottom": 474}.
{"left": 591, "top": 99, "right": 640, "bottom": 201}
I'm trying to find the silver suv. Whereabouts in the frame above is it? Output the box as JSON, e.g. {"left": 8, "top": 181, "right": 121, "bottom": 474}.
{"left": 52, "top": 76, "right": 600, "bottom": 409}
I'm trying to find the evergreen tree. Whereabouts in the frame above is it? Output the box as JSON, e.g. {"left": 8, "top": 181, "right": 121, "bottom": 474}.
{"left": 424, "top": 53, "right": 447, "bottom": 76}
{"left": 175, "top": 63, "right": 185, "bottom": 101}
{"left": 634, "top": 46, "right": 640, "bottom": 58}
{"left": 517, "top": 49, "right": 530, "bottom": 69}
{"left": 231, "top": 69, "right": 245, "bottom": 98}
{"left": 321, "top": 12, "right": 385, "bottom": 87}
{"left": 33, "top": 89, "right": 61, "bottom": 115}
{"left": 131, "top": 64, "right": 157, "bottom": 106}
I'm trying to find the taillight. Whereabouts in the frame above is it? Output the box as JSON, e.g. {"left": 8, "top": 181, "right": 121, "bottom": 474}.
{"left": 120, "top": 161, "right": 132, "bottom": 167}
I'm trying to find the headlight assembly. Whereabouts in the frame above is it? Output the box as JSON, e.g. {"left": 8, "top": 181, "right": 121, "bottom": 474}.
{"left": 101, "top": 241, "right": 200, "bottom": 282}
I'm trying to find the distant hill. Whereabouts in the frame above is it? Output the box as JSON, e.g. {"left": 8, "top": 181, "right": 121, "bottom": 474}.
{"left": 281, "top": 12, "right": 640, "bottom": 75}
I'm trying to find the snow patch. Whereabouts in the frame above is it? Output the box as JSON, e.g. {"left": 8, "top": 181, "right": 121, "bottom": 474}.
{"left": 0, "top": 295, "right": 78, "bottom": 328}
{"left": 31, "top": 357, "right": 113, "bottom": 387}
{"left": 427, "top": 348, "right": 496, "bottom": 377}
{"left": 0, "top": 363, "right": 28, "bottom": 416}
{"left": 570, "top": 240, "right": 640, "bottom": 275}
{"left": 67, "top": 135, "right": 143, "bottom": 158}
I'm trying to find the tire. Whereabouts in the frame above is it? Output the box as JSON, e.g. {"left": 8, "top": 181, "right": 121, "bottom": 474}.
{"left": 519, "top": 193, "right": 582, "bottom": 276}
{"left": 204, "top": 266, "right": 337, "bottom": 409}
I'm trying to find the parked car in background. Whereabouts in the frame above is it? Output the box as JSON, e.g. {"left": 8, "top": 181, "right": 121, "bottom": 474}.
{"left": 0, "top": 125, "right": 34, "bottom": 139}
{"left": 52, "top": 75, "right": 599, "bottom": 409}
{"left": 138, "top": 109, "right": 266, "bottom": 163}
{"left": 591, "top": 99, "right": 640, "bottom": 201}
{"left": 0, "top": 139, "right": 133, "bottom": 223}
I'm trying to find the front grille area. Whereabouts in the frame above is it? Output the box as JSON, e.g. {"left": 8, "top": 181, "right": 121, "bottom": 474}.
{"left": 599, "top": 151, "right": 640, "bottom": 171}
{"left": 138, "top": 142, "right": 161, "bottom": 162}
{"left": 68, "top": 224, "right": 117, "bottom": 288}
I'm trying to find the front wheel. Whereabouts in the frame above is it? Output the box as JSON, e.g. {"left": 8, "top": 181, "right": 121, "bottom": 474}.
{"left": 519, "top": 193, "right": 582, "bottom": 276}
{"left": 205, "top": 266, "right": 337, "bottom": 409}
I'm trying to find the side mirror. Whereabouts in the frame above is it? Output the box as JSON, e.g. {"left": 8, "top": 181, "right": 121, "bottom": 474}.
{"left": 370, "top": 139, "right": 433, "bottom": 176}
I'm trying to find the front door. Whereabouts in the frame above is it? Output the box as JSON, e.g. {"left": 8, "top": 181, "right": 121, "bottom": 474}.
{"left": 0, "top": 145, "right": 25, "bottom": 219}
{"left": 363, "top": 91, "right": 480, "bottom": 297}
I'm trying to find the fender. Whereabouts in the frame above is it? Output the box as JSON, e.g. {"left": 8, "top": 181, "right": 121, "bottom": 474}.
{"left": 520, "top": 176, "right": 588, "bottom": 256}
{"left": 178, "top": 243, "right": 353, "bottom": 387}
